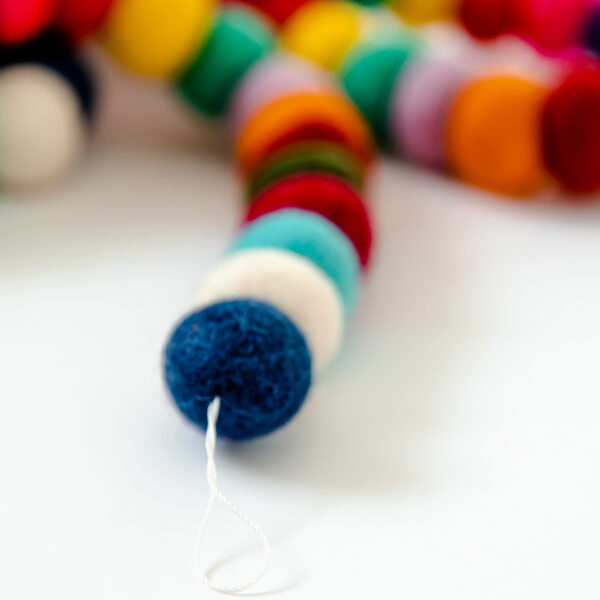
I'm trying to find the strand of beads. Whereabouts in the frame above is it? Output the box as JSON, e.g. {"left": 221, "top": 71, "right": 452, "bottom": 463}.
{"left": 0, "top": 29, "right": 96, "bottom": 187}
{"left": 456, "top": 0, "right": 600, "bottom": 56}
{"left": 164, "top": 52, "right": 375, "bottom": 440}
{"left": 276, "top": 1, "right": 600, "bottom": 197}
{"left": 4, "top": 0, "right": 600, "bottom": 198}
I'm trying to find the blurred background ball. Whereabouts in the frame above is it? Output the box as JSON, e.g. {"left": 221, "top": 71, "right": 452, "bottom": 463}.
{"left": 0, "top": 65, "right": 86, "bottom": 188}
{"left": 0, "top": 0, "right": 57, "bottom": 45}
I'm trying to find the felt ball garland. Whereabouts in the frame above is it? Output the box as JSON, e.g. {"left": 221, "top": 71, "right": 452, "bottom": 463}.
{"left": 3, "top": 0, "right": 600, "bottom": 199}
{"left": 165, "top": 51, "right": 375, "bottom": 439}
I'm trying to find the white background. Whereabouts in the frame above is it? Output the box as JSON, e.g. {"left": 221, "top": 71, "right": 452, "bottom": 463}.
{"left": 1, "top": 52, "right": 600, "bottom": 599}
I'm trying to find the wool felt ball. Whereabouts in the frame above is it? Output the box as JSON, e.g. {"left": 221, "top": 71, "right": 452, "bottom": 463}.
{"left": 458, "top": 0, "right": 514, "bottom": 40}
{"left": 177, "top": 8, "right": 275, "bottom": 116}
{"left": 230, "top": 209, "right": 361, "bottom": 314}
{"left": 339, "top": 33, "right": 421, "bottom": 144}
{"left": 245, "top": 173, "right": 373, "bottom": 268}
{"left": 0, "top": 30, "right": 96, "bottom": 119}
{"left": 281, "top": 2, "right": 364, "bottom": 70}
{"left": 541, "top": 67, "right": 600, "bottom": 194}
{"left": 165, "top": 299, "right": 312, "bottom": 441}
{"left": 220, "top": 0, "right": 313, "bottom": 25}
{"left": 511, "top": 0, "right": 593, "bottom": 52}
{"left": 229, "top": 53, "right": 332, "bottom": 137}
{"left": 236, "top": 90, "right": 375, "bottom": 177}
{"left": 392, "top": 0, "right": 456, "bottom": 24}
{"left": 56, "top": 0, "right": 115, "bottom": 39}
{"left": 101, "top": 0, "right": 215, "bottom": 78}
{"left": 0, "top": 0, "right": 57, "bottom": 44}
{"left": 391, "top": 56, "right": 469, "bottom": 167}
{"left": 446, "top": 75, "right": 547, "bottom": 195}
{"left": 197, "top": 248, "right": 344, "bottom": 371}
{"left": 0, "top": 65, "right": 85, "bottom": 188}
{"left": 247, "top": 141, "right": 365, "bottom": 198}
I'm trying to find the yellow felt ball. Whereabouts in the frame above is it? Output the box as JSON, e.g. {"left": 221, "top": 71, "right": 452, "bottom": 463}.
{"left": 392, "top": 0, "right": 457, "bottom": 24}
{"left": 281, "top": 2, "right": 364, "bottom": 70}
{"left": 101, "top": 0, "right": 215, "bottom": 78}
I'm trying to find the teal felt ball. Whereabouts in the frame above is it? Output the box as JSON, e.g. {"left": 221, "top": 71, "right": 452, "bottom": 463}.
{"left": 229, "top": 208, "right": 361, "bottom": 314}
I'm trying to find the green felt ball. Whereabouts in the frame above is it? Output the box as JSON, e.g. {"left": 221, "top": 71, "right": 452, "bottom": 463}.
{"left": 247, "top": 142, "right": 365, "bottom": 198}
{"left": 176, "top": 8, "right": 275, "bottom": 117}
{"left": 339, "top": 32, "right": 420, "bottom": 144}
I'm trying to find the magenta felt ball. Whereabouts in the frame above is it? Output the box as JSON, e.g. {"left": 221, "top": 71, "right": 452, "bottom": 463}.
{"left": 228, "top": 53, "right": 333, "bottom": 136}
{"left": 512, "top": 0, "right": 593, "bottom": 53}
{"left": 390, "top": 56, "right": 470, "bottom": 167}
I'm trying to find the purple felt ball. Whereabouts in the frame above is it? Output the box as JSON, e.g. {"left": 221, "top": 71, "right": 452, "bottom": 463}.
{"left": 228, "top": 53, "right": 334, "bottom": 137}
{"left": 390, "top": 55, "right": 471, "bottom": 167}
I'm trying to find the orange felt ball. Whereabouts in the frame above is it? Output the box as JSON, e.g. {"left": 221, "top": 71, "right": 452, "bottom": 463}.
{"left": 446, "top": 75, "right": 547, "bottom": 196}
{"left": 236, "top": 91, "right": 375, "bottom": 177}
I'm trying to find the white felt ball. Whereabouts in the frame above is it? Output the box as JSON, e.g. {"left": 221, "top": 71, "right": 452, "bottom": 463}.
{"left": 197, "top": 248, "right": 345, "bottom": 372}
{"left": 0, "top": 65, "right": 86, "bottom": 189}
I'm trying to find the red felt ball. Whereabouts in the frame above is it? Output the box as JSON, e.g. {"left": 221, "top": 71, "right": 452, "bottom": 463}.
{"left": 0, "top": 0, "right": 58, "bottom": 44}
{"left": 245, "top": 173, "right": 373, "bottom": 268}
{"left": 458, "top": 0, "right": 514, "bottom": 40}
{"left": 221, "top": 0, "right": 314, "bottom": 25}
{"left": 56, "top": 0, "right": 115, "bottom": 39}
{"left": 511, "top": 0, "right": 592, "bottom": 53}
{"left": 541, "top": 66, "right": 600, "bottom": 194}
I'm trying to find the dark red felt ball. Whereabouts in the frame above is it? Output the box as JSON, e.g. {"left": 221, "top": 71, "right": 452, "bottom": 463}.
{"left": 245, "top": 173, "right": 373, "bottom": 268}
{"left": 458, "top": 0, "right": 514, "bottom": 40}
{"left": 221, "top": 0, "right": 313, "bottom": 25}
{"left": 57, "top": 0, "right": 115, "bottom": 39}
{"left": 541, "top": 66, "right": 600, "bottom": 194}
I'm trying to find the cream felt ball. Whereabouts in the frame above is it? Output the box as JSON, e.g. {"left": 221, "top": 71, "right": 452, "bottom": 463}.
{"left": 0, "top": 65, "right": 85, "bottom": 188}
{"left": 196, "top": 248, "right": 344, "bottom": 372}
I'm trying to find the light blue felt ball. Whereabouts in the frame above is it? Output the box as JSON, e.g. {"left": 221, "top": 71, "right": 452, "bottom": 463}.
{"left": 229, "top": 208, "right": 361, "bottom": 314}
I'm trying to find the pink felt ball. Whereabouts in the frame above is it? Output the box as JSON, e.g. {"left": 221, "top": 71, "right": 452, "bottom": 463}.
{"left": 390, "top": 56, "right": 471, "bottom": 167}
{"left": 228, "top": 53, "right": 334, "bottom": 137}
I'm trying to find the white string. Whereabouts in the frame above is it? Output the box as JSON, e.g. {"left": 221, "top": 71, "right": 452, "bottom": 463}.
{"left": 194, "top": 398, "right": 271, "bottom": 595}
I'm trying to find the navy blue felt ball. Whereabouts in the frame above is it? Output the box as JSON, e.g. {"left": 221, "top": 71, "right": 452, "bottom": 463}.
{"left": 164, "top": 299, "right": 312, "bottom": 441}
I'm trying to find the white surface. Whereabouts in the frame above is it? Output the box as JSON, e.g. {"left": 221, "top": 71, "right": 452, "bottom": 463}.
{"left": 1, "top": 56, "right": 600, "bottom": 600}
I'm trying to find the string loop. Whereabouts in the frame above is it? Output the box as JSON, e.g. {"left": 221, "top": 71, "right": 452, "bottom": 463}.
{"left": 194, "top": 398, "right": 271, "bottom": 595}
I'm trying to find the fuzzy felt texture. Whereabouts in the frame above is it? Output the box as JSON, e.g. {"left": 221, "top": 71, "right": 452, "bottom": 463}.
{"left": 541, "top": 66, "right": 600, "bottom": 194}
{"left": 0, "top": 0, "right": 57, "bottom": 44}
{"left": 165, "top": 299, "right": 312, "bottom": 440}
{"left": 245, "top": 173, "right": 372, "bottom": 268}
{"left": 197, "top": 248, "right": 344, "bottom": 371}
{"left": 230, "top": 209, "right": 361, "bottom": 314}
{"left": 0, "top": 29, "right": 96, "bottom": 118}
{"left": 247, "top": 141, "right": 365, "bottom": 197}
{"left": 176, "top": 7, "right": 274, "bottom": 116}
